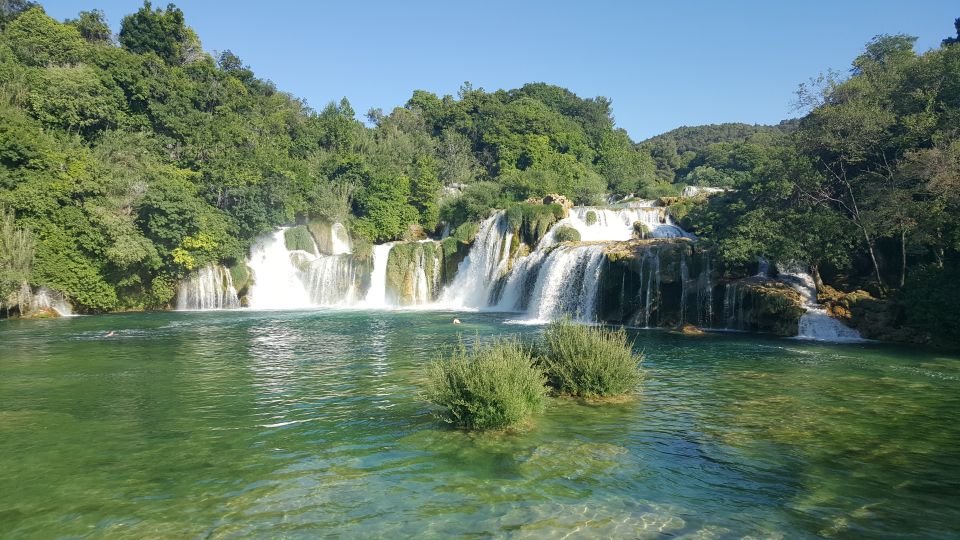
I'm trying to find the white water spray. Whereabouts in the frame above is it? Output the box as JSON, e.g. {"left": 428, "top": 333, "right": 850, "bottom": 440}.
{"left": 176, "top": 265, "right": 240, "bottom": 310}
{"left": 778, "top": 263, "right": 864, "bottom": 342}
{"left": 247, "top": 229, "right": 313, "bottom": 310}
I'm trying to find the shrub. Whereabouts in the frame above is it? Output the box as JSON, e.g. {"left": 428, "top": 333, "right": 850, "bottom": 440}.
{"left": 552, "top": 225, "right": 581, "bottom": 243}
{"left": 283, "top": 225, "right": 316, "bottom": 254}
{"left": 540, "top": 320, "right": 643, "bottom": 398}
{"left": 638, "top": 182, "right": 683, "bottom": 199}
{"left": 585, "top": 210, "right": 598, "bottom": 225}
{"left": 426, "top": 338, "right": 547, "bottom": 430}
{"left": 632, "top": 221, "right": 650, "bottom": 239}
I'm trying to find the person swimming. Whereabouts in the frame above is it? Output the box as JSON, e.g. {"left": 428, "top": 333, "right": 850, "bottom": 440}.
{"left": 452, "top": 318, "right": 461, "bottom": 325}
{"left": 105, "top": 331, "right": 116, "bottom": 337}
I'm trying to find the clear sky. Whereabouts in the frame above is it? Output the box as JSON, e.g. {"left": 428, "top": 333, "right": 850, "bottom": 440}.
{"left": 39, "top": 0, "right": 959, "bottom": 141}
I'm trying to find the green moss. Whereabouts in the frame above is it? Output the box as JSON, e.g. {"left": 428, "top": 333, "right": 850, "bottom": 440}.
{"left": 305, "top": 220, "right": 332, "bottom": 254}
{"left": 585, "top": 210, "right": 598, "bottom": 225}
{"left": 504, "top": 202, "right": 565, "bottom": 247}
{"left": 452, "top": 221, "right": 479, "bottom": 244}
{"left": 284, "top": 225, "right": 317, "bottom": 254}
{"left": 386, "top": 241, "right": 442, "bottom": 304}
{"left": 632, "top": 221, "right": 650, "bottom": 239}
{"left": 229, "top": 263, "right": 252, "bottom": 295}
{"left": 553, "top": 225, "right": 580, "bottom": 243}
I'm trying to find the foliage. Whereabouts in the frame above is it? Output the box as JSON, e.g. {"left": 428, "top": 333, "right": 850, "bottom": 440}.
{"left": 504, "top": 202, "right": 565, "bottom": 246}
{"left": 283, "top": 225, "right": 316, "bottom": 254}
{"left": 118, "top": 1, "right": 199, "bottom": 65}
{"left": 0, "top": 206, "right": 33, "bottom": 311}
{"left": 539, "top": 319, "right": 643, "bottom": 398}
{"left": 899, "top": 264, "right": 960, "bottom": 343}
{"left": 552, "top": 225, "right": 580, "bottom": 243}
{"left": 426, "top": 337, "right": 546, "bottom": 430}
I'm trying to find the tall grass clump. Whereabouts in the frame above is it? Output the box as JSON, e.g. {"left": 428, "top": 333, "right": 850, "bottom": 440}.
{"left": 540, "top": 320, "right": 643, "bottom": 398}
{"left": 426, "top": 338, "right": 547, "bottom": 430}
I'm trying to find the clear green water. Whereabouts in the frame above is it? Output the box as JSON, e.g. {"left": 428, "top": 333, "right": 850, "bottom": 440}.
{"left": 1, "top": 310, "right": 959, "bottom": 538}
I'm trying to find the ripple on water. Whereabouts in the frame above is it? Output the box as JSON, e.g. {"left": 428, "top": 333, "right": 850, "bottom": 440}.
{"left": 0, "top": 310, "right": 958, "bottom": 538}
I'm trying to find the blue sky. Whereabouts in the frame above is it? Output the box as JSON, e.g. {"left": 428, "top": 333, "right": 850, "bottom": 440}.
{"left": 40, "top": 0, "right": 959, "bottom": 140}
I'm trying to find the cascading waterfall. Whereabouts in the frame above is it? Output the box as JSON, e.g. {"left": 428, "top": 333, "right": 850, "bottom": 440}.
{"left": 440, "top": 212, "right": 513, "bottom": 308}
{"left": 168, "top": 202, "right": 864, "bottom": 343}
{"left": 363, "top": 243, "right": 395, "bottom": 308}
{"left": 31, "top": 287, "right": 74, "bottom": 316}
{"left": 330, "top": 222, "right": 352, "bottom": 255}
{"left": 247, "top": 229, "right": 313, "bottom": 310}
{"left": 679, "top": 250, "right": 689, "bottom": 324}
{"left": 778, "top": 263, "right": 864, "bottom": 342}
{"left": 176, "top": 265, "right": 240, "bottom": 310}
{"left": 639, "top": 248, "right": 662, "bottom": 328}
{"left": 302, "top": 254, "right": 361, "bottom": 306}
{"left": 559, "top": 205, "right": 690, "bottom": 241}
{"left": 696, "top": 254, "right": 713, "bottom": 327}
{"left": 722, "top": 283, "right": 747, "bottom": 331}
{"left": 525, "top": 245, "right": 606, "bottom": 322}
{"left": 489, "top": 204, "right": 692, "bottom": 322}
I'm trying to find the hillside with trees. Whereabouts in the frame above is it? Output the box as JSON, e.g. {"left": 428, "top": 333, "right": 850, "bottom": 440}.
{"left": 0, "top": 1, "right": 658, "bottom": 313}
{"left": 1, "top": 2, "right": 958, "bottom": 346}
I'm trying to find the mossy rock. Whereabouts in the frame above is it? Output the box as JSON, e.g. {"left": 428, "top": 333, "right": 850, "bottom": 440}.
{"left": 306, "top": 220, "right": 333, "bottom": 254}
{"left": 632, "top": 221, "right": 650, "bottom": 239}
{"left": 386, "top": 241, "right": 443, "bottom": 305}
{"left": 504, "top": 202, "right": 566, "bottom": 247}
{"left": 229, "top": 263, "right": 253, "bottom": 296}
{"left": 284, "top": 225, "right": 317, "bottom": 254}
{"left": 553, "top": 225, "right": 580, "bottom": 243}
{"left": 733, "top": 278, "right": 806, "bottom": 336}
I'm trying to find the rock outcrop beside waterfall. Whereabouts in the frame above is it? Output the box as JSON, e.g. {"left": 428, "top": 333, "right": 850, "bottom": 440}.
{"left": 597, "top": 239, "right": 807, "bottom": 335}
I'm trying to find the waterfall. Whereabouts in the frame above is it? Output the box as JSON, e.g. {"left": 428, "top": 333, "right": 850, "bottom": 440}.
{"left": 302, "top": 254, "right": 361, "bottom": 306}
{"left": 363, "top": 243, "right": 395, "bottom": 308}
{"left": 176, "top": 265, "right": 240, "bottom": 311}
{"left": 31, "top": 287, "right": 74, "bottom": 316}
{"left": 330, "top": 222, "right": 352, "bottom": 255}
{"left": 247, "top": 229, "right": 313, "bottom": 310}
{"left": 778, "top": 264, "right": 864, "bottom": 342}
{"left": 440, "top": 212, "right": 513, "bottom": 308}
{"left": 525, "top": 245, "right": 606, "bottom": 322}
{"left": 561, "top": 205, "right": 691, "bottom": 240}
{"left": 697, "top": 254, "right": 714, "bottom": 327}
{"left": 679, "top": 250, "right": 689, "bottom": 324}
{"left": 640, "top": 248, "right": 662, "bottom": 328}
{"left": 723, "top": 282, "right": 746, "bottom": 330}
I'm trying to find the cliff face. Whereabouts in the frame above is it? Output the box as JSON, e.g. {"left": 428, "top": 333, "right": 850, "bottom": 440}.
{"left": 597, "top": 239, "right": 805, "bottom": 336}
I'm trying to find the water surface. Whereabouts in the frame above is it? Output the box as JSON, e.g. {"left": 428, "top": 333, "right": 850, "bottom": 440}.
{"left": 1, "top": 310, "right": 958, "bottom": 538}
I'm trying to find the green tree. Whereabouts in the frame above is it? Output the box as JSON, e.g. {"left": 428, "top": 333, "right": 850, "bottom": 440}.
{"left": 119, "top": 1, "right": 200, "bottom": 65}
{"left": 67, "top": 10, "right": 112, "bottom": 44}
{"left": 4, "top": 7, "right": 84, "bottom": 66}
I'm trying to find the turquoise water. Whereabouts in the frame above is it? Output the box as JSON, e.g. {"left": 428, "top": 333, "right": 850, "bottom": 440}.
{"left": 1, "top": 310, "right": 959, "bottom": 538}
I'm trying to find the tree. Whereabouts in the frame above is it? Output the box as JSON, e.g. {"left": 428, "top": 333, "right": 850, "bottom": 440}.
{"left": 942, "top": 18, "right": 959, "bottom": 46}
{"left": 0, "top": 206, "right": 34, "bottom": 314}
{"left": 119, "top": 1, "right": 200, "bottom": 65}
{"left": 0, "top": 0, "right": 37, "bottom": 28}
{"left": 4, "top": 7, "right": 85, "bottom": 66}
{"left": 67, "top": 10, "right": 112, "bottom": 44}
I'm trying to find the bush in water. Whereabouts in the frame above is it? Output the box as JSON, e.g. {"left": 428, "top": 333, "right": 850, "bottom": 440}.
{"left": 426, "top": 337, "right": 547, "bottom": 430}
{"left": 540, "top": 319, "right": 643, "bottom": 398}
{"left": 552, "top": 225, "right": 581, "bottom": 243}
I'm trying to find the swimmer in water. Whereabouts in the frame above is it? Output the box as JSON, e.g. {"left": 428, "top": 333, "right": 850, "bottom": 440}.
{"left": 105, "top": 330, "right": 116, "bottom": 337}
{"left": 452, "top": 318, "right": 461, "bottom": 325}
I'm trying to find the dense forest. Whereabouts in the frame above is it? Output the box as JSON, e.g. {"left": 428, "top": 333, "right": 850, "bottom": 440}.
{"left": 0, "top": 2, "right": 958, "bottom": 343}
